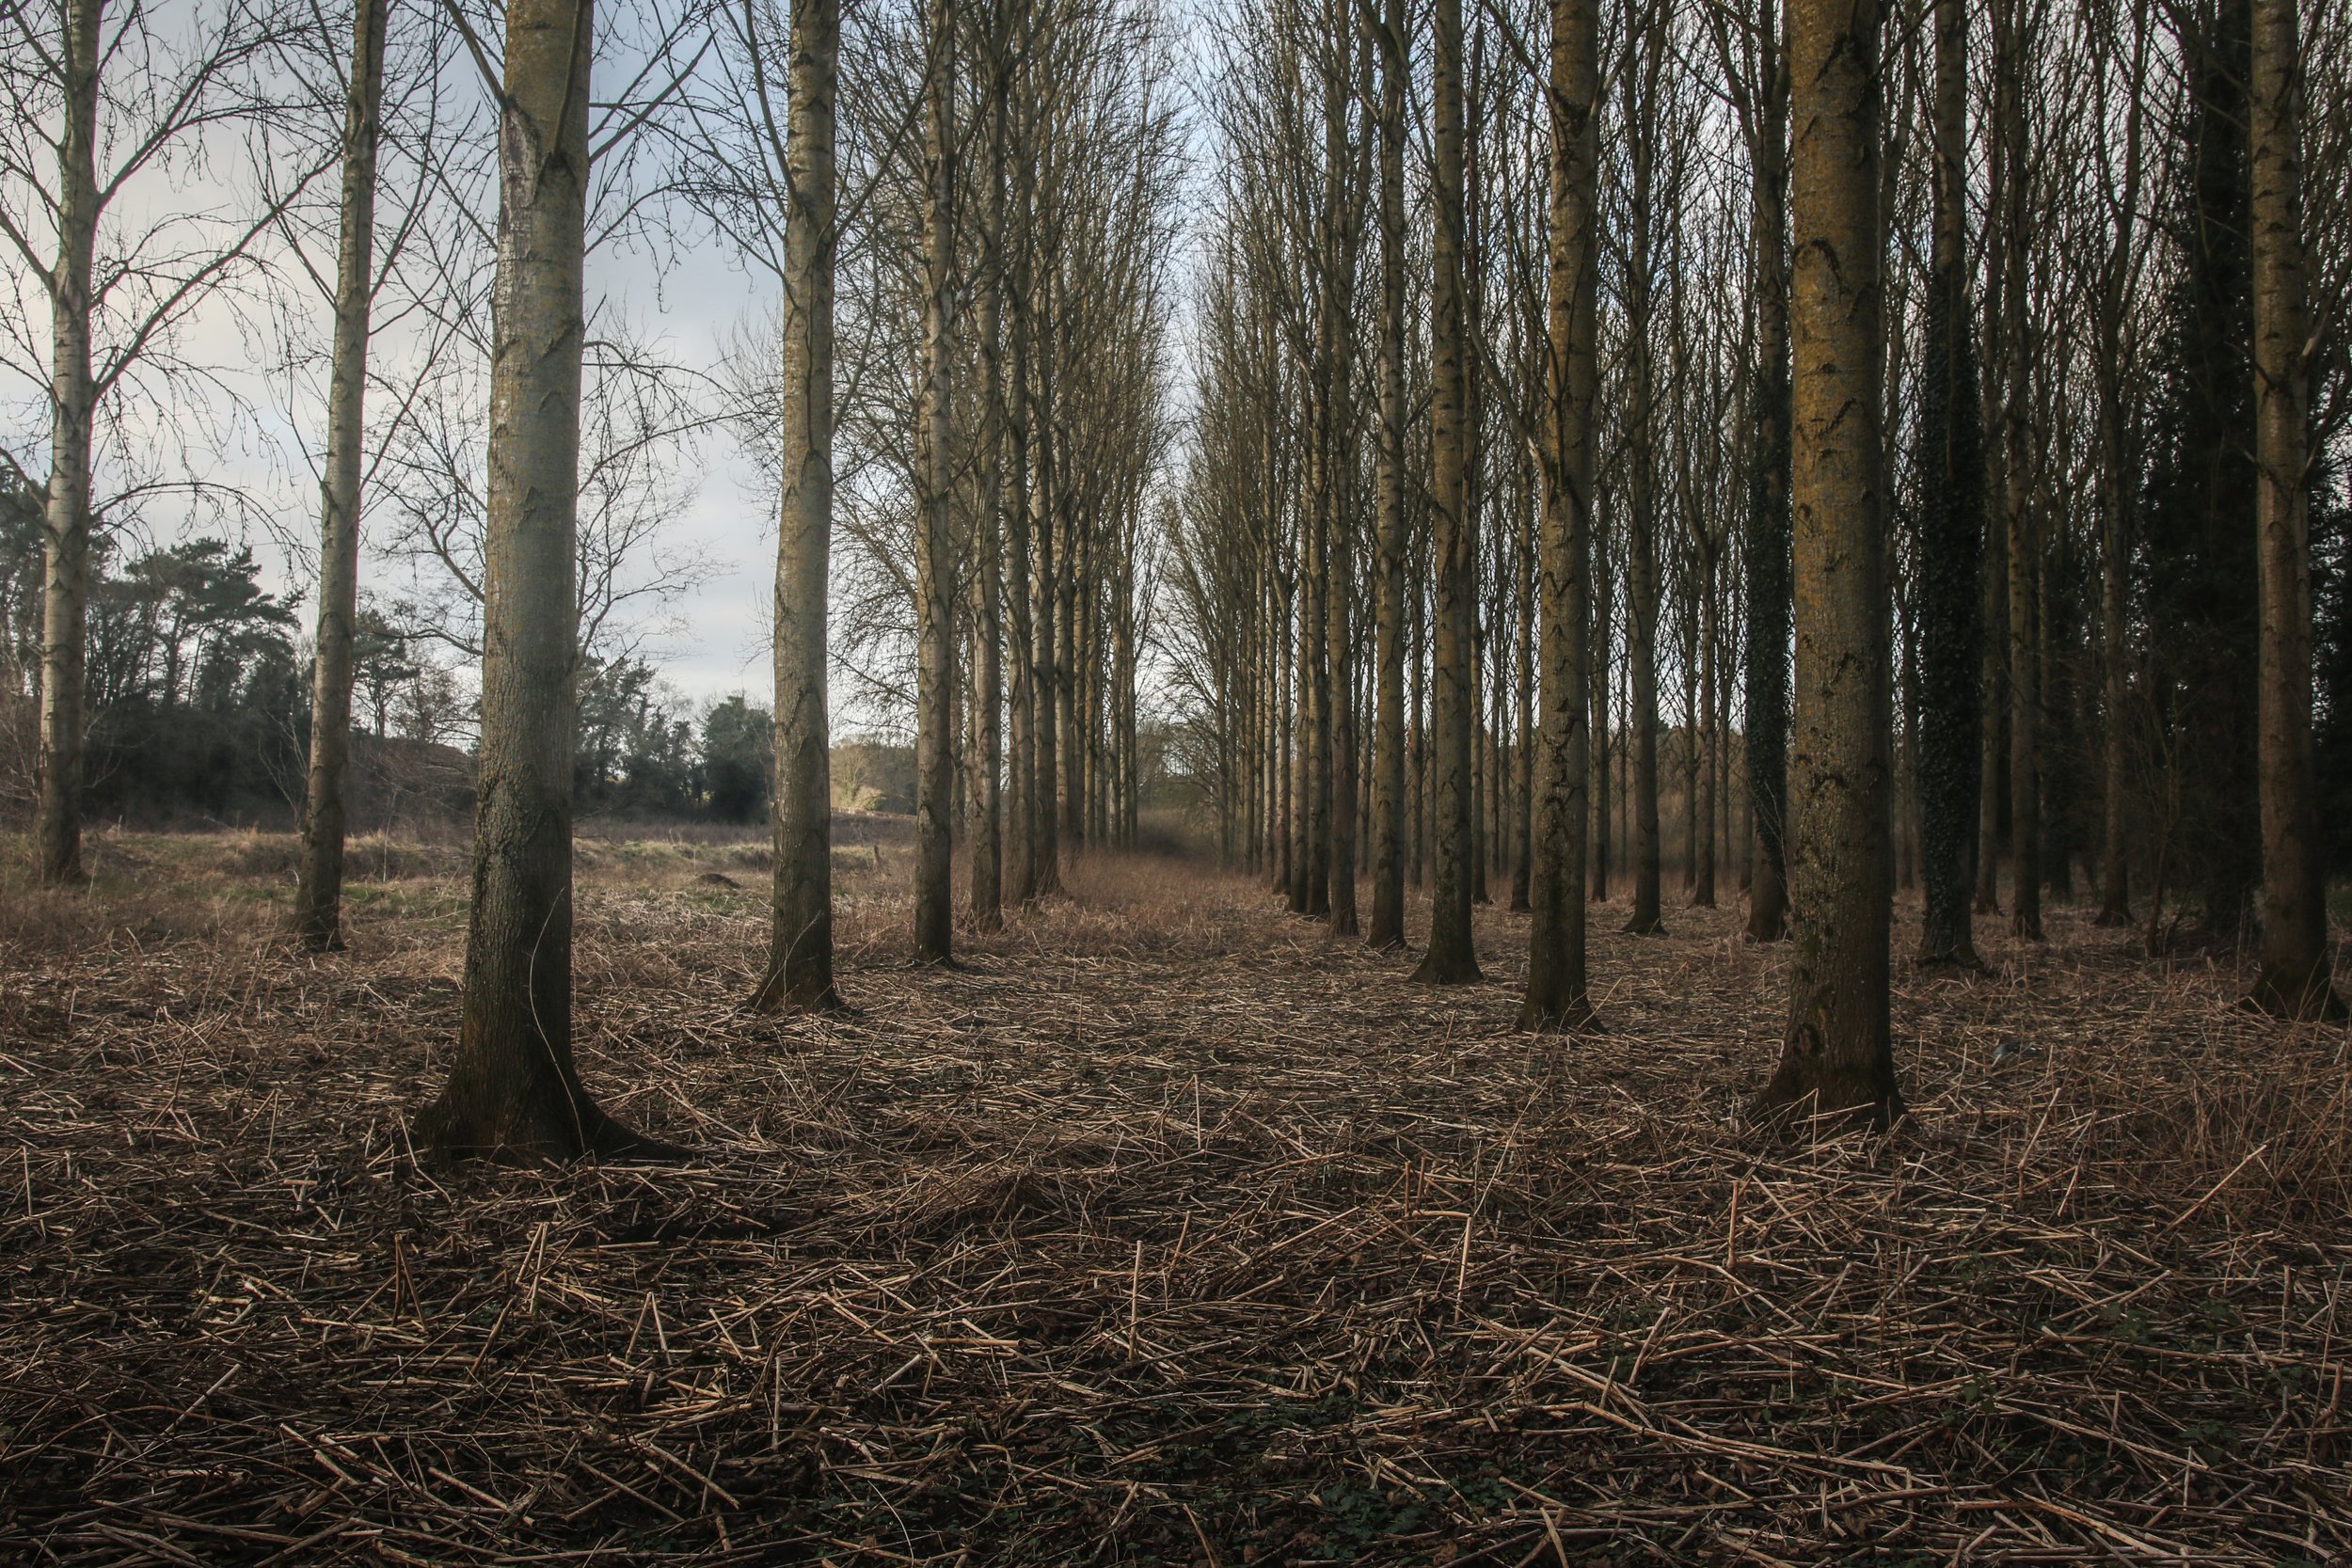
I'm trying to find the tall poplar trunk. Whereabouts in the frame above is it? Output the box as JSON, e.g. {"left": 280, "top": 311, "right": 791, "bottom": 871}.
{"left": 1411, "top": 0, "right": 1483, "bottom": 983}
{"left": 1914, "top": 0, "right": 1986, "bottom": 969}
{"left": 1031, "top": 265, "right": 1062, "bottom": 895}
{"left": 293, "top": 0, "right": 389, "bottom": 953}
{"left": 1741, "top": 7, "right": 1791, "bottom": 943}
{"left": 1622, "top": 15, "right": 1666, "bottom": 937}
{"left": 1754, "top": 0, "right": 1899, "bottom": 1129}
{"left": 1005, "top": 126, "right": 1037, "bottom": 906}
{"left": 912, "top": 0, "right": 957, "bottom": 963}
{"left": 1994, "top": 0, "right": 2041, "bottom": 942}
{"left": 1521, "top": 0, "right": 1598, "bottom": 1030}
{"left": 1510, "top": 473, "right": 1534, "bottom": 911}
{"left": 1975, "top": 453, "right": 2007, "bottom": 913}
{"left": 756, "top": 0, "right": 844, "bottom": 1012}
{"left": 969, "top": 75, "right": 1006, "bottom": 933}
{"left": 1325, "top": 6, "right": 1359, "bottom": 937}
{"left": 1368, "top": 0, "right": 1409, "bottom": 950}
{"left": 2248, "top": 0, "right": 2344, "bottom": 1019}
{"left": 1693, "top": 539, "right": 1718, "bottom": 905}
{"left": 421, "top": 0, "right": 665, "bottom": 1158}
{"left": 33, "top": 0, "right": 102, "bottom": 888}
{"left": 2092, "top": 367, "right": 2133, "bottom": 926}
{"left": 1590, "top": 515, "right": 1612, "bottom": 900}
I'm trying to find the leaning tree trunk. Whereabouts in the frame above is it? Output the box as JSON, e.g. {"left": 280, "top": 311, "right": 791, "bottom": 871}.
{"left": 34, "top": 0, "right": 102, "bottom": 888}
{"left": 1754, "top": 0, "right": 1900, "bottom": 1130}
{"left": 1367, "top": 0, "right": 1409, "bottom": 950}
{"left": 1520, "top": 0, "right": 1599, "bottom": 1031}
{"left": 1411, "top": 0, "right": 1483, "bottom": 984}
{"left": 2248, "top": 0, "right": 2344, "bottom": 1019}
{"left": 1741, "top": 8, "right": 1791, "bottom": 944}
{"left": 912, "top": 0, "right": 958, "bottom": 964}
{"left": 1913, "top": 0, "right": 1985, "bottom": 970}
{"left": 756, "top": 0, "right": 845, "bottom": 1013}
{"left": 419, "top": 0, "right": 666, "bottom": 1158}
{"left": 293, "top": 0, "right": 389, "bottom": 953}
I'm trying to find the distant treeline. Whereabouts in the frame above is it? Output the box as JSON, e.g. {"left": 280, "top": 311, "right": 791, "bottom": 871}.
{"left": 0, "top": 482, "right": 910, "bottom": 832}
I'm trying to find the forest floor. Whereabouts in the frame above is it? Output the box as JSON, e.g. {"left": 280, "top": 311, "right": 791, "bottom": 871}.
{"left": 1, "top": 823, "right": 2349, "bottom": 1567}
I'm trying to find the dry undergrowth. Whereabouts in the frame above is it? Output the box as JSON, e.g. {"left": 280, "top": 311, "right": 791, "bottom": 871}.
{"left": 1, "top": 826, "right": 2348, "bottom": 1566}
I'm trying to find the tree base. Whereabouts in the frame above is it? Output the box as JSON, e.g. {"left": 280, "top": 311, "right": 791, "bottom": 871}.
{"left": 1328, "top": 911, "right": 1360, "bottom": 939}
{"left": 1622, "top": 912, "right": 1668, "bottom": 936}
{"left": 1517, "top": 995, "right": 1599, "bottom": 1033}
{"left": 1748, "top": 1069, "right": 1902, "bottom": 1139}
{"left": 1743, "top": 912, "right": 1788, "bottom": 943}
{"left": 2247, "top": 964, "right": 2350, "bottom": 1022}
{"left": 751, "top": 972, "right": 849, "bottom": 1015}
{"left": 2010, "top": 913, "right": 2044, "bottom": 942}
{"left": 413, "top": 1090, "right": 691, "bottom": 1165}
{"left": 293, "top": 923, "right": 349, "bottom": 955}
{"left": 2090, "top": 903, "right": 2132, "bottom": 928}
{"left": 1914, "top": 942, "right": 1988, "bottom": 975}
{"left": 1409, "top": 949, "right": 1484, "bottom": 985}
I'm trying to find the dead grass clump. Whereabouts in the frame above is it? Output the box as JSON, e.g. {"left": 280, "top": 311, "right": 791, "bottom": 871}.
{"left": 0, "top": 837, "right": 2346, "bottom": 1566}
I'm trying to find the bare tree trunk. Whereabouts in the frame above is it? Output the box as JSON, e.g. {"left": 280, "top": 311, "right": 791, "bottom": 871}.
{"left": 1032, "top": 266, "right": 1062, "bottom": 895}
{"left": 1590, "top": 516, "right": 1613, "bottom": 901}
{"left": 1741, "top": 6, "right": 1790, "bottom": 943}
{"left": 1522, "top": 0, "right": 1598, "bottom": 1030}
{"left": 1004, "top": 114, "right": 1036, "bottom": 906}
{"left": 1325, "top": 2, "right": 1359, "bottom": 936}
{"left": 756, "top": 0, "right": 845, "bottom": 1012}
{"left": 2092, "top": 382, "right": 2132, "bottom": 926}
{"left": 33, "top": 0, "right": 102, "bottom": 889}
{"left": 421, "top": 0, "right": 666, "bottom": 1159}
{"left": 1623, "top": 11, "right": 1666, "bottom": 936}
{"left": 294, "top": 0, "right": 389, "bottom": 953}
{"left": 1693, "top": 541, "right": 1718, "bottom": 906}
{"left": 1994, "top": 0, "right": 2041, "bottom": 942}
{"left": 1368, "top": 0, "right": 1409, "bottom": 949}
{"left": 913, "top": 0, "right": 958, "bottom": 963}
{"left": 1511, "top": 471, "right": 1534, "bottom": 911}
{"left": 1914, "top": 0, "right": 1986, "bottom": 969}
{"left": 1411, "top": 0, "right": 1482, "bottom": 984}
{"left": 2248, "top": 0, "right": 2344, "bottom": 1019}
{"left": 969, "top": 63, "right": 1006, "bottom": 933}
{"left": 1754, "top": 0, "right": 1899, "bottom": 1129}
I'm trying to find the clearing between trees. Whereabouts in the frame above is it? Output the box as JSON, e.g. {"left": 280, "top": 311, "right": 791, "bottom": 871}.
{"left": 1, "top": 828, "right": 2347, "bottom": 1566}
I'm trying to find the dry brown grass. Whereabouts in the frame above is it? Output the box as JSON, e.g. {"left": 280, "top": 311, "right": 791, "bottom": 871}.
{"left": 1, "top": 826, "right": 2348, "bottom": 1566}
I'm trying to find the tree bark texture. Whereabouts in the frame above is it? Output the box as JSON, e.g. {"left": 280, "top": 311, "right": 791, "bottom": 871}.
{"left": 1755, "top": 0, "right": 1900, "bottom": 1130}
{"left": 294, "top": 0, "right": 390, "bottom": 952}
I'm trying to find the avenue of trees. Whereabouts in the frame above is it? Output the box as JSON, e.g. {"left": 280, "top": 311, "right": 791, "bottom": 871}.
{"left": 1163, "top": 0, "right": 2352, "bottom": 1087}
{"left": 3, "top": 0, "right": 2348, "bottom": 1154}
